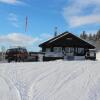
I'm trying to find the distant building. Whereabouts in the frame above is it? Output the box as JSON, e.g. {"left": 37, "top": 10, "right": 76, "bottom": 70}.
{"left": 39, "top": 31, "right": 96, "bottom": 60}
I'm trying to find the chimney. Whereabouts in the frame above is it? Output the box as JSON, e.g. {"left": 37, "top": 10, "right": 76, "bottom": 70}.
{"left": 54, "top": 27, "right": 58, "bottom": 37}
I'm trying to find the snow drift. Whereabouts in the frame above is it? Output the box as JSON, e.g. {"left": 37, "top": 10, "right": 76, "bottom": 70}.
{"left": 0, "top": 61, "right": 100, "bottom": 100}
{"left": 96, "top": 51, "right": 100, "bottom": 61}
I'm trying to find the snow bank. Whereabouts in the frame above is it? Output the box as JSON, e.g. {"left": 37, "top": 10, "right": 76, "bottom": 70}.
{"left": 96, "top": 51, "right": 100, "bottom": 61}
{"left": 0, "top": 61, "right": 100, "bottom": 100}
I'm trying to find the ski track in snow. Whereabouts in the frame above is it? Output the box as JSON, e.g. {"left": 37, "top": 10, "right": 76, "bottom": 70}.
{"left": 0, "top": 74, "right": 21, "bottom": 100}
{"left": 0, "top": 61, "right": 100, "bottom": 100}
{"left": 28, "top": 63, "right": 86, "bottom": 100}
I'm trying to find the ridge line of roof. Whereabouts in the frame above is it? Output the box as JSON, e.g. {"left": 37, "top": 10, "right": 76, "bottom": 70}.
{"left": 49, "top": 32, "right": 69, "bottom": 43}
{"left": 39, "top": 31, "right": 95, "bottom": 48}
{"left": 39, "top": 31, "right": 69, "bottom": 47}
{"left": 49, "top": 32, "right": 95, "bottom": 47}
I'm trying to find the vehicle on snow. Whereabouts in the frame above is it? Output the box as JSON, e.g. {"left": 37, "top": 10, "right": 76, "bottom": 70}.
{"left": 85, "top": 49, "right": 96, "bottom": 60}
{"left": 5, "top": 47, "right": 28, "bottom": 62}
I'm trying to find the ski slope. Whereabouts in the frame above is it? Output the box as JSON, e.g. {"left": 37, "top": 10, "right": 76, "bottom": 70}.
{"left": 0, "top": 61, "right": 100, "bottom": 100}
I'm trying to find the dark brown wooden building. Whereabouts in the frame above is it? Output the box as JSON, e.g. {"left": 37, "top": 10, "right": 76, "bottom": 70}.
{"left": 39, "top": 31, "right": 95, "bottom": 60}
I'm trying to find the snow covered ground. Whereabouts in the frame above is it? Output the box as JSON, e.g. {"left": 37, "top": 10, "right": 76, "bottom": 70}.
{"left": 0, "top": 61, "right": 100, "bottom": 100}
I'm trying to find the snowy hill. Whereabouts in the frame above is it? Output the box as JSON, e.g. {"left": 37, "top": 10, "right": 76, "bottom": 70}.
{"left": 0, "top": 61, "right": 100, "bottom": 100}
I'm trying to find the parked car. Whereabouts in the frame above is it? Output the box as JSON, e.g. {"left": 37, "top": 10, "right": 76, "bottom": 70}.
{"left": 5, "top": 47, "right": 28, "bottom": 62}
{"left": 85, "top": 49, "right": 96, "bottom": 60}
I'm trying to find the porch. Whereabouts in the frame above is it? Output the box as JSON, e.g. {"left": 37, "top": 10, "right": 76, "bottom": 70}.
{"left": 45, "top": 47, "right": 85, "bottom": 57}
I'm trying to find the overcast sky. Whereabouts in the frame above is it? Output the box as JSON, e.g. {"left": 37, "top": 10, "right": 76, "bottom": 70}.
{"left": 0, "top": 0, "right": 100, "bottom": 51}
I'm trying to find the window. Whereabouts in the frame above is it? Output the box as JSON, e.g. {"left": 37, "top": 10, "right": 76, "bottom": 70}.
{"left": 70, "top": 48, "right": 74, "bottom": 53}
{"left": 54, "top": 47, "right": 62, "bottom": 53}
{"left": 46, "top": 48, "right": 51, "bottom": 52}
{"left": 66, "top": 38, "right": 72, "bottom": 40}
{"left": 65, "top": 47, "right": 74, "bottom": 53}
{"left": 65, "top": 47, "right": 70, "bottom": 53}
{"left": 78, "top": 48, "right": 84, "bottom": 54}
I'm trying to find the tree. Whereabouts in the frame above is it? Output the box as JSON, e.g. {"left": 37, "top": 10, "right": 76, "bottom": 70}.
{"left": 92, "top": 34, "right": 96, "bottom": 41}
{"left": 80, "top": 31, "right": 87, "bottom": 40}
{"left": 96, "top": 29, "right": 100, "bottom": 40}
{"left": 88, "top": 33, "right": 93, "bottom": 40}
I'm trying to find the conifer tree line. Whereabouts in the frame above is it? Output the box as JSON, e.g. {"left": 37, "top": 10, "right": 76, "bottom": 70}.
{"left": 80, "top": 30, "right": 100, "bottom": 50}
{"left": 80, "top": 30, "right": 100, "bottom": 41}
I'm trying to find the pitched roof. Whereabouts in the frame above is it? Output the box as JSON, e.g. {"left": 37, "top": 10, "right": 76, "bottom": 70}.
{"left": 39, "top": 31, "right": 95, "bottom": 49}
{"left": 39, "top": 31, "right": 68, "bottom": 47}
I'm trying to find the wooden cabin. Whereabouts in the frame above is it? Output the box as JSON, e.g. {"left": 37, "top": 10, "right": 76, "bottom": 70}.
{"left": 39, "top": 31, "right": 96, "bottom": 60}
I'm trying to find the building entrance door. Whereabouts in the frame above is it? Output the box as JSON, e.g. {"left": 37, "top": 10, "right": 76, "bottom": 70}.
{"left": 64, "top": 47, "right": 74, "bottom": 60}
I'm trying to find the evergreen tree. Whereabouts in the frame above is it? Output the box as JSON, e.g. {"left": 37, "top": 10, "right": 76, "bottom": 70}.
{"left": 93, "top": 34, "right": 96, "bottom": 41}
{"left": 88, "top": 33, "right": 93, "bottom": 40}
{"left": 96, "top": 29, "right": 100, "bottom": 40}
{"left": 79, "top": 29, "right": 100, "bottom": 50}
{"left": 80, "top": 31, "right": 87, "bottom": 40}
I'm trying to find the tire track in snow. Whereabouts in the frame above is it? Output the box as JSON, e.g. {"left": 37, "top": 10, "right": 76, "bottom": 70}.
{"left": 48, "top": 66, "right": 85, "bottom": 97}
{"left": 28, "top": 65, "right": 85, "bottom": 100}
{"left": 28, "top": 66, "right": 59, "bottom": 100}
{"left": 0, "top": 74, "right": 21, "bottom": 100}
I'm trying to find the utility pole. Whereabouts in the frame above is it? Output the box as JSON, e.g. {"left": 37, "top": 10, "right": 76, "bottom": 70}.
{"left": 25, "top": 16, "right": 28, "bottom": 32}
